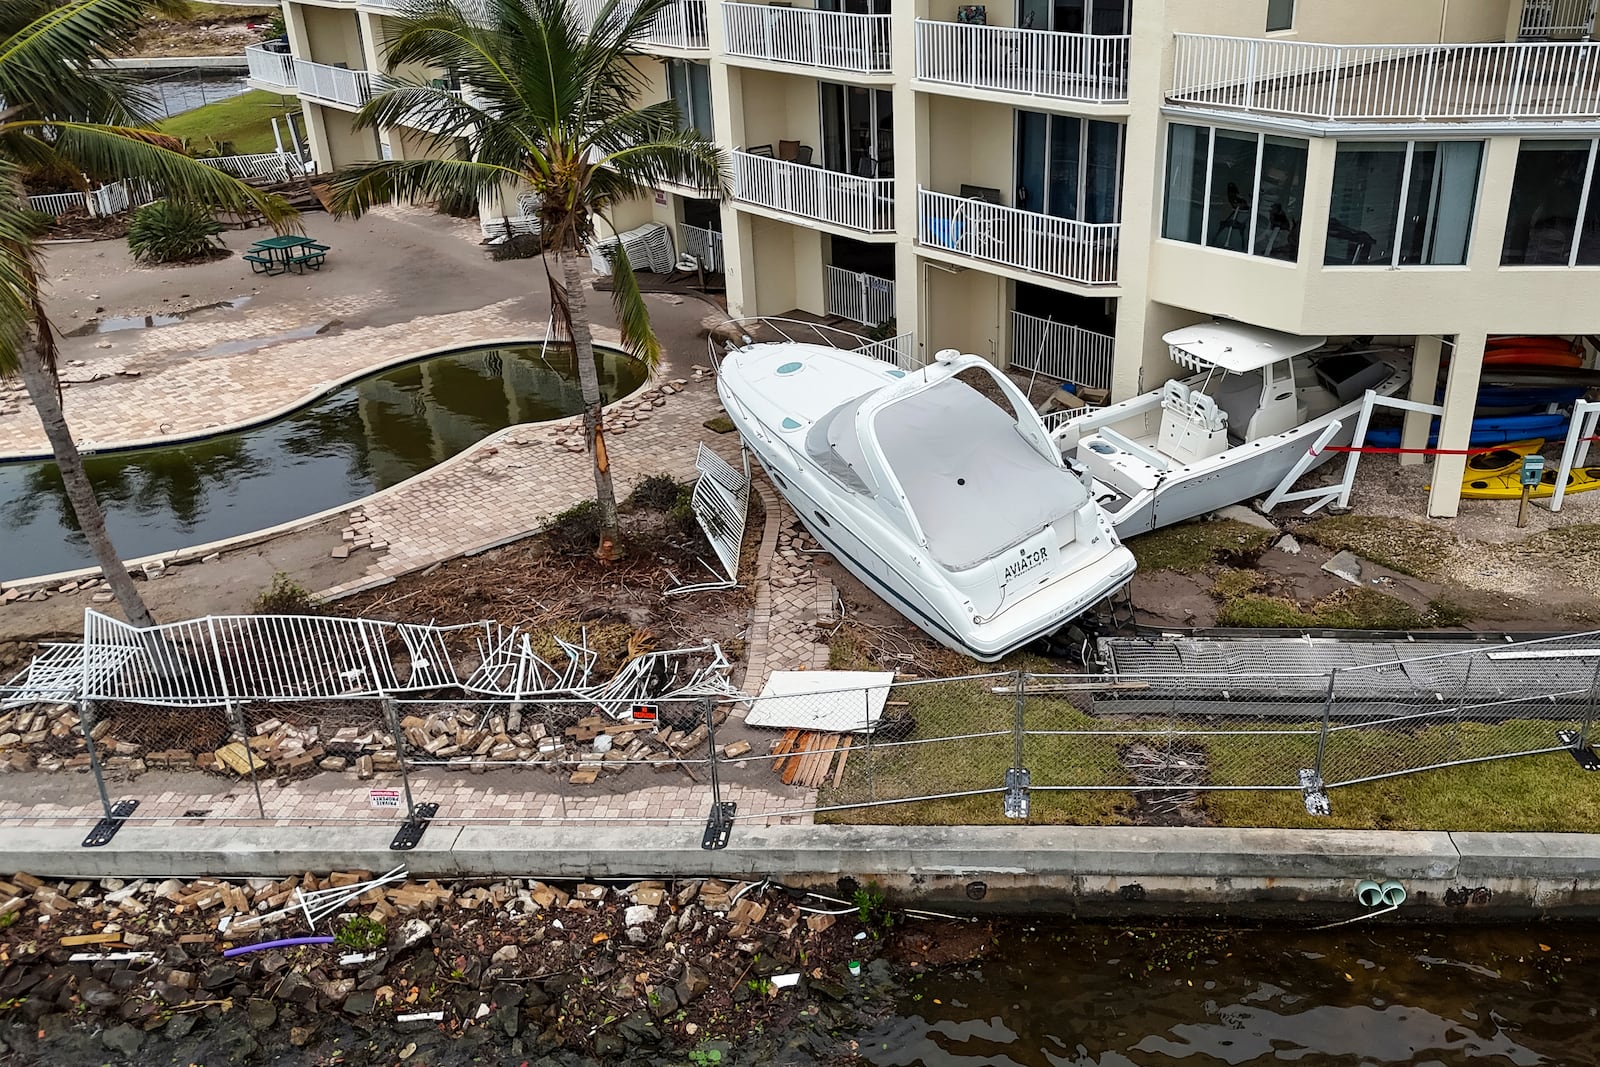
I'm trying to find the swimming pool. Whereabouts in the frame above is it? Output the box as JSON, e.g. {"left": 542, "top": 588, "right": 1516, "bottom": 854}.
{"left": 0, "top": 342, "right": 646, "bottom": 581}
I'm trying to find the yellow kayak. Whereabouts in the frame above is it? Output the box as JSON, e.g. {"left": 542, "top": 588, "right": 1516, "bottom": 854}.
{"left": 1464, "top": 439, "right": 1544, "bottom": 478}
{"left": 1463, "top": 465, "right": 1600, "bottom": 499}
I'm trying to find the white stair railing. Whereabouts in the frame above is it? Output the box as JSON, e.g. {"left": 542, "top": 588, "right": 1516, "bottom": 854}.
{"left": 918, "top": 188, "right": 1119, "bottom": 286}
{"left": 1171, "top": 33, "right": 1600, "bottom": 121}
{"left": 1009, "top": 310, "right": 1114, "bottom": 390}
{"left": 680, "top": 223, "right": 723, "bottom": 271}
{"left": 734, "top": 151, "right": 895, "bottom": 233}
{"left": 824, "top": 265, "right": 896, "bottom": 326}
{"left": 914, "top": 20, "right": 1129, "bottom": 103}
{"left": 723, "top": 3, "right": 891, "bottom": 73}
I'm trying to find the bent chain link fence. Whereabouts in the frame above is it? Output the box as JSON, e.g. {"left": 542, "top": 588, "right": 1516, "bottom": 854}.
{"left": 4, "top": 627, "right": 1599, "bottom": 835}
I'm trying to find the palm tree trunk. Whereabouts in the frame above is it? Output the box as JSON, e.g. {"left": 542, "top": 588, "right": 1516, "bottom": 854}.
{"left": 559, "top": 248, "right": 622, "bottom": 560}
{"left": 14, "top": 330, "right": 158, "bottom": 629}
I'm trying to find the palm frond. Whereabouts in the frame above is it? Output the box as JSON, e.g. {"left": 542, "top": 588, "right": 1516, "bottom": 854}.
{"left": 328, "top": 156, "right": 524, "bottom": 218}
{"left": 605, "top": 242, "right": 661, "bottom": 371}
{"left": 0, "top": 163, "right": 48, "bottom": 377}
{"left": 5, "top": 121, "right": 300, "bottom": 230}
{"left": 0, "top": 0, "right": 170, "bottom": 125}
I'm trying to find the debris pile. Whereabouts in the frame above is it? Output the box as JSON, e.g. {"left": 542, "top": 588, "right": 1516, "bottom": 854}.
{"left": 547, "top": 377, "right": 699, "bottom": 453}
{"left": 0, "top": 870, "right": 897, "bottom": 1063}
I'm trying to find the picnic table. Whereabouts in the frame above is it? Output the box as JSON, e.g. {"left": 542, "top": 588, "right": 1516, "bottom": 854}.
{"left": 244, "top": 234, "right": 329, "bottom": 276}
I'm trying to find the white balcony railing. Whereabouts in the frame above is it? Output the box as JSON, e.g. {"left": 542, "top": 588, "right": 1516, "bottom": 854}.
{"left": 680, "top": 223, "right": 723, "bottom": 270}
{"left": 734, "top": 151, "right": 894, "bottom": 233}
{"left": 918, "top": 189, "right": 1119, "bottom": 286}
{"left": 245, "top": 44, "right": 296, "bottom": 91}
{"left": 825, "top": 265, "right": 896, "bottom": 326}
{"left": 915, "top": 20, "right": 1129, "bottom": 104}
{"left": 1170, "top": 34, "right": 1600, "bottom": 122}
{"left": 1520, "top": 0, "right": 1597, "bottom": 38}
{"left": 295, "top": 60, "right": 376, "bottom": 109}
{"left": 1009, "top": 311, "right": 1114, "bottom": 391}
{"left": 647, "top": 0, "right": 708, "bottom": 49}
{"left": 723, "top": 3, "right": 891, "bottom": 73}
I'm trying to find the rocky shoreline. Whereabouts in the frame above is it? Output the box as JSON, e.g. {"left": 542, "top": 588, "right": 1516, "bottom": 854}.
{"left": 0, "top": 869, "right": 958, "bottom": 1065}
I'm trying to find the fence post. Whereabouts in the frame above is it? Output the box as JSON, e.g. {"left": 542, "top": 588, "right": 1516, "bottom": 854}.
{"left": 1578, "top": 657, "right": 1600, "bottom": 751}
{"left": 701, "top": 698, "right": 735, "bottom": 849}
{"left": 79, "top": 701, "right": 116, "bottom": 822}
{"left": 383, "top": 698, "right": 417, "bottom": 820}
{"left": 1301, "top": 670, "right": 1336, "bottom": 816}
{"left": 1005, "top": 669, "right": 1030, "bottom": 819}
{"left": 228, "top": 702, "right": 268, "bottom": 819}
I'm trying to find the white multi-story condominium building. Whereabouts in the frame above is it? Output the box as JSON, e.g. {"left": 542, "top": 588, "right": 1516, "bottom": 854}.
{"left": 250, "top": 0, "right": 1600, "bottom": 517}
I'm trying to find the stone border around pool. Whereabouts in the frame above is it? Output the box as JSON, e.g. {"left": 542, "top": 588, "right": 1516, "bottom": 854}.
{"left": 0, "top": 327, "right": 660, "bottom": 592}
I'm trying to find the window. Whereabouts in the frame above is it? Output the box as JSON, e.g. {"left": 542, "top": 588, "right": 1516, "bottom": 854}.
{"left": 1502, "top": 139, "right": 1600, "bottom": 267}
{"left": 1015, "top": 112, "right": 1123, "bottom": 223}
{"left": 1161, "top": 123, "right": 1308, "bottom": 261}
{"left": 666, "top": 60, "right": 713, "bottom": 140}
{"left": 1266, "top": 0, "right": 1294, "bottom": 31}
{"left": 1325, "top": 141, "right": 1482, "bottom": 266}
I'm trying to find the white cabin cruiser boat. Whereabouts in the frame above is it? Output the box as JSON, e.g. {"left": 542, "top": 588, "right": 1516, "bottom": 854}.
{"left": 1051, "top": 321, "right": 1409, "bottom": 534}
{"left": 717, "top": 340, "right": 1135, "bottom": 662}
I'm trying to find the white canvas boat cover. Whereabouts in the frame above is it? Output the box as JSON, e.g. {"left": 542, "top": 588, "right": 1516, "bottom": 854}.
{"left": 1164, "top": 321, "right": 1326, "bottom": 374}
{"left": 873, "top": 380, "right": 1089, "bottom": 569}
{"left": 745, "top": 670, "right": 895, "bottom": 733}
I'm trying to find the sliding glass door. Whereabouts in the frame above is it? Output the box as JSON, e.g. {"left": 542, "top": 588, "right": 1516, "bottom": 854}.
{"left": 820, "top": 83, "right": 893, "bottom": 177}
{"left": 1016, "top": 0, "right": 1129, "bottom": 33}
{"left": 1016, "top": 111, "right": 1122, "bottom": 222}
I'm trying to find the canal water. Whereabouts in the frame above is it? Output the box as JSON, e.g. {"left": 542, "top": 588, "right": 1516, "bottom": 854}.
{"left": 865, "top": 921, "right": 1596, "bottom": 1066}
{"left": 0, "top": 343, "right": 645, "bottom": 580}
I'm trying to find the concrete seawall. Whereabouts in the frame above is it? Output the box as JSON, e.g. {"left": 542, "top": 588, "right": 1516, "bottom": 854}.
{"left": 2, "top": 825, "right": 1596, "bottom": 920}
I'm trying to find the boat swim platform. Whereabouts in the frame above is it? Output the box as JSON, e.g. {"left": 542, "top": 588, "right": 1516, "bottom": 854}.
{"left": 1086, "top": 633, "right": 1600, "bottom": 717}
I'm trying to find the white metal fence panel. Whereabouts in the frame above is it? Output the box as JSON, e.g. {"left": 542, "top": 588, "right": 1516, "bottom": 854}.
{"left": 27, "top": 192, "right": 88, "bottom": 218}
{"left": 201, "top": 153, "right": 301, "bottom": 182}
{"left": 723, "top": 3, "right": 891, "bottom": 73}
{"left": 735, "top": 151, "right": 895, "bottom": 233}
{"left": 245, "top": 44, "right": 296, "bottom": 90}
{"left": 1009, "top": 310, "right": 1115, "bottom": 390}
{"left": 680, "top": 223, "right": 723, "bottom": 271}
{"left": 1170, "top": 34, "right": 1600, "bottom": 121}
{"left": 295, "top": 60, "right": 375, "bottom": 108}
{"left": 824, "top": 265, "right": 896, "bottom": 326}
{"left": 1519, "top": 0, "right": 1597, "bottom": 37}
{"left": 919, "top": 188, "right": 1119, "bottom": 286}
{"left": 855, "top": 332, "right": 922, "bottom": 370}
{"left": 914, "top": 20, "right": 1129, "bottom": 103}
{"left": 678, "top": 444, "right": 751, "bottom": 592}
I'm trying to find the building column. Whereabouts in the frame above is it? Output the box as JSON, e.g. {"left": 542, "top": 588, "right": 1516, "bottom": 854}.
{"left": 1399, "top": 334, "right": 1442, "bottom": 467}
{"left": 1426, "top": 331, "right": 1486, "bottom": 518}
{"left": 300, "top": 103, "right": 337, "bottom": 174}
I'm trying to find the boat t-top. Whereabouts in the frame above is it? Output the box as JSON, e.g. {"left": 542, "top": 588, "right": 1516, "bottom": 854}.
{"left": 1051, "top": 321, "right": 1408, "bottom": 534}
{"left": 717, "top": 336, "right": 1136, "bottom": 662}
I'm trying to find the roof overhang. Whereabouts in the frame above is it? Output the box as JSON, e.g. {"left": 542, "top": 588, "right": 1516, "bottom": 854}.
{"left": 1162, "top": 320, "right": 1327, "bottom": 374}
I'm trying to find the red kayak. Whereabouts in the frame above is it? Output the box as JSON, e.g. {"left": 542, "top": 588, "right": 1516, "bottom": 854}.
{"left": 1487, "top": 335, "right": 1580, "bottom": 354}
{"left": 1483, "top": 348, "right": 1584, "bottom": 368}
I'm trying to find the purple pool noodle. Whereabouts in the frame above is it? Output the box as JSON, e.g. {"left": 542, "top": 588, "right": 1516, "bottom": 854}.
{"left": 223, "top": 935, "right": 336, "bottom": 958}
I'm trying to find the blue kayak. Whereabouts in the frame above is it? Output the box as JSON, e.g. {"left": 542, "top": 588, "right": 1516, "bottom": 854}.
{"left": 1364, "top": 412, "right": 1572, "bottom": 448}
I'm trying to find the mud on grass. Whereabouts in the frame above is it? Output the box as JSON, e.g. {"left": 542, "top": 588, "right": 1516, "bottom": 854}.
{"left": 1127, "top": 519, "right": 1275, "bottom": 574}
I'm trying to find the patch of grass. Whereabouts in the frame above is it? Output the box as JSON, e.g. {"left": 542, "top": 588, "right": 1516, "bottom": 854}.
{"left": 625, "top": 473, "right": 686, "bottom": 512}
{"left": 1216, "top": 594, "right": 1312, "bottom": 628}
{"left": 543, "top": 499, "right": 601, "bottom": 557}
{"left": 1425, "top": 597, "right": 1471, "bottom": 627}
{"left": 158, "top": 89, "right": 298, "bottom": 156}
{"left": 1215, "top": 587, "right": 1428, "bottom": 630}
{"left": 1127, "top": 519, "right": 1274, "bottom": 574}
{"left": 1210, "top": 567, "right": 1266, "bottom": 600}
{"left": 1205, "top": 725, "right": 1600, "bottom": 831}
{"left": 1296, "top": 515, "right": 1458, "bottom": 581}
{"left": 703, "top": 415, "right": 736, "bottom": 435}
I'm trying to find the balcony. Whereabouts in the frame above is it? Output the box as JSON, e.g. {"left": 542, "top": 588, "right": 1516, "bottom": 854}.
{"left": 1519, "top": 0, "right": 1597, "bottom": 39}
{"left": 723, "top": 3, "right": 891, "bottom": 75}
{"left": 1170, "top": 34, "right": 1600, "bottom": 124}
{"left": 295, "top": 59, "right": 377, "bottom": 110}
{"left": 643, "top": 0, "right": 708, "bottom": 50}
{"left": 915, "top": 20, "right": 1128, "bottom": 105}
{"left": 732, "top": 150, "right": 894, "bottom": 234}
{"left": 245, "top": 44, "right": 296, "bottom": 92}
{"left": 918, "top": 189, "right": 1118, "bottom": 286}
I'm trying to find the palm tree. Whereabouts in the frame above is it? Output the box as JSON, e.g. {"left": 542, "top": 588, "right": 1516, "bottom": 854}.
{"left": 1, "top": 0, "right": 297, "bottom": 628}
{"left": 330, "top": 0, "right": 725, "bottom": 560}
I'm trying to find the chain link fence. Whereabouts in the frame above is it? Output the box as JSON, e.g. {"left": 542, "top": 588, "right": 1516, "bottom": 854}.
{"left": 3, "top": 631, "right": 1598, "bottom": 841}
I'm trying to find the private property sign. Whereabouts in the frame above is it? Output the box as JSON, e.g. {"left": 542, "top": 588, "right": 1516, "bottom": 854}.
{"left": 368, "top": 788, "right": 401, "bottom": 809}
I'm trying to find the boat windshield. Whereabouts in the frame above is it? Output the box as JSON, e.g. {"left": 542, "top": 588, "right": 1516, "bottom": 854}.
{"left": 874, "top": 379, "right": 1090, "bottom": 569}
{"left": 806, "top": 392, "right": 877, "bottom": 494}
